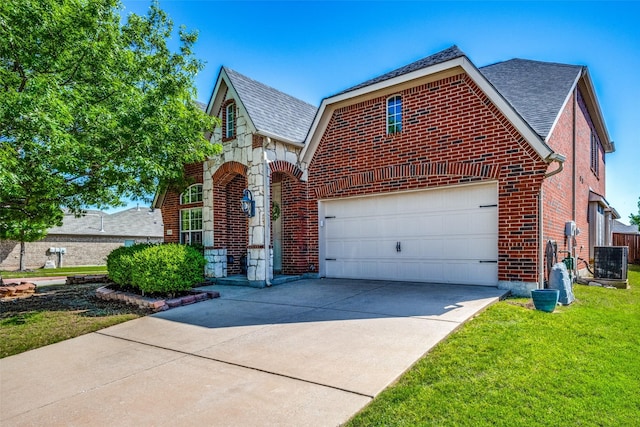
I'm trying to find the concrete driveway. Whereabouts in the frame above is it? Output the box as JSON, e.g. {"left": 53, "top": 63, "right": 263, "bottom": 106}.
{"left": 1, "top": 278, "right": 507, "bottom": 426}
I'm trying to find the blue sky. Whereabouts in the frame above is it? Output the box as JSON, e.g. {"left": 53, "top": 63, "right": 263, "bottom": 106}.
{"left": 121, "top": 1, "right": 639, "bottom": 223}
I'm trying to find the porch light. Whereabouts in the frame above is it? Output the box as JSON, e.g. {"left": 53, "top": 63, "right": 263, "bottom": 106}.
{"left": 241, "top": 189, "right": 255, "bottom": 217}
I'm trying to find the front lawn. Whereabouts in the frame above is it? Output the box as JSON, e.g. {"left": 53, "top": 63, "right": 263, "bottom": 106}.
{"left": 347, "top": 264, "right": 640, "bottom": 426}
{"left": 0, "top": 283, "right": 149, "bottom": 358}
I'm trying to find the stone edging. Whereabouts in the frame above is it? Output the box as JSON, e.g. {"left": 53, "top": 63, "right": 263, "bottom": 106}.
{"left": 0, "top": 282, "right": 36, "bottom": 299}
{"left": 96, "top": 285, "right": 220, "bottom": 312}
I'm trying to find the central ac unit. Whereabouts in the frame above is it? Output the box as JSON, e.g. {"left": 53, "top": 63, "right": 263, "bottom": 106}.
{"left": 594, "top": 246, "right": 628, "bottom": 280}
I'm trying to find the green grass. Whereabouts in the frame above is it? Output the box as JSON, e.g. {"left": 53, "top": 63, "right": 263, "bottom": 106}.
{"left": 0, "top": 311, "right": 140, "bottom": 358}
{"left": 0, "top": 283, "right": 148, "bottom": 358}
{"left": 1, "top": 265, "right": 107, "bottom": 279}
{"left": 347, "top": 265, "right": 640, "bottom": 427}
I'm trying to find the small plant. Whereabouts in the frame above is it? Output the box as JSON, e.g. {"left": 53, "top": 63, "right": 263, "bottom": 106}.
{"left": 130, "top": 244, "right": 205, "bottom": 295}
{"left": 106, "top": 244, "right": 153, "bottom": 286}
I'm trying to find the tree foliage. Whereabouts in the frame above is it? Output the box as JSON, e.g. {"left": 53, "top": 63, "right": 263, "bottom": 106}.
{"left": 630, "top": 197, "right": 640, "bottom": 226}
{"left": 0, "top": 0, "right": 221, "bottom": 240}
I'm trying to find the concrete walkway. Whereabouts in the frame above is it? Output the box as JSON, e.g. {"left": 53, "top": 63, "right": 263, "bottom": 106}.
{"left": 1, "top": 278, "right": 507, "bottom": 426}
{"left": 2, "top": 276, "right": 67, "bottom": 286}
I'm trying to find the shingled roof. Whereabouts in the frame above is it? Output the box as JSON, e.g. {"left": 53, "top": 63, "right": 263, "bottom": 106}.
{"left": 334, "top": 45, "right": 466, "bottom": 96}
{"left": 48, "top": 207, "right": 163, "bottom": 238}
{"left": 480, "top": 59, "right": 583, "bottom": 139}
{"left": 224, "top": 67, "right": 317, "bottom": 144}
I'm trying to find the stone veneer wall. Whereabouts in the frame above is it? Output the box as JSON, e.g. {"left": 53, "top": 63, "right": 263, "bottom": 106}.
{"left": 202, "top": 88, "right": 306, "bottom": 284}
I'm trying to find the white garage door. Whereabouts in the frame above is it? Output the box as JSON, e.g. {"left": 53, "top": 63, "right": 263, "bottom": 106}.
{"left": 321, "top": 183, "right": 498, "bottom": 286}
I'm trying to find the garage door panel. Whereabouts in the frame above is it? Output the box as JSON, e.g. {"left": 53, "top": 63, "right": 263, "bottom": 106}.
{"left": 322, "top": 183, "right": 498, "bottom": 286}
{"left": 418, "top": 239, "right": 445, "bottom": 258}
{"left": 409, "top": 214, "right": 444, "bottom": 235}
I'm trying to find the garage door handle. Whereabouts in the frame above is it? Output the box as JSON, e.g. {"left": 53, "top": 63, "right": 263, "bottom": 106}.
{"left": 396, "top": 242, "right": 401, "bottom": 252}
{"left": 479, "top": 260, "right": 497, "bottom": 263}
{"left": 325, "top": 258, "right": 337, "bottom": 261}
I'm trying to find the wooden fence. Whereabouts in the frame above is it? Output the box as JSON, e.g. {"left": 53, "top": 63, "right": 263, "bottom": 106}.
{"left": 613, "top": 233, "right": 640, "bottom": 264}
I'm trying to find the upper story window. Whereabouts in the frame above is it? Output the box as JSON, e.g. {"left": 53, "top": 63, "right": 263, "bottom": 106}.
{"left": 225, "top": 102, "right": 236, "bottom": 139}
{"left": 387, "top": 95, "right": 402, "bottom": 134}
{"left": 180, "top": 184, "right": 203, "bottom": 205}
{"left": 590, "top": 131, "right": 600, "bottom": 177}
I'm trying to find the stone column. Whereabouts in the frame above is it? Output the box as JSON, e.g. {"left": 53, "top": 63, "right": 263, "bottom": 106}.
{"left": 204, "top": 248, "right": 227, "bottom": 278}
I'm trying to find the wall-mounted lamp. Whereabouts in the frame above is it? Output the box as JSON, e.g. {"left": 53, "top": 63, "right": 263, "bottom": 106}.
{"left": 241, "top": 189, "right": 255, "bottom": 217}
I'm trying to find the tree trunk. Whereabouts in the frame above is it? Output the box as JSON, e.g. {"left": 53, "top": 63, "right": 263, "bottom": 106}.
{"left": 19, "top": 239, "right": 26, "bottom": 271}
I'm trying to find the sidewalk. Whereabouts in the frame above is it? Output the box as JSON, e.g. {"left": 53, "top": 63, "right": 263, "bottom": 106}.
{"left": 2, "top": 276, "right": 68, "bottom": 286}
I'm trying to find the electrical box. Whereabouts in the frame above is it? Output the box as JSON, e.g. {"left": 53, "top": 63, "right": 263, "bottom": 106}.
{"left": 564, "top": 221, "right": 577, "bottom": 237}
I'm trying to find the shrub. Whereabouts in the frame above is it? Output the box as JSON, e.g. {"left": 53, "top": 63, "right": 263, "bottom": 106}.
{"left": 130, "top": 244, "right": 205, "bottom": 295}
{"left": 106, "top": 244, "right": 153, "bottom": 286}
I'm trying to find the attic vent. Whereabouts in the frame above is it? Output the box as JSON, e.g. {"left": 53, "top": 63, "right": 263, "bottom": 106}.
{"left": 593, "top": 246, "right": 628, "bottom": 280}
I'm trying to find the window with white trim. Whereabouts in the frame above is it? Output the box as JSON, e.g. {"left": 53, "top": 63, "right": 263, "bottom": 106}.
{"left": 387, "top": 95, "right": 402, "bottom": 134}
{"left": 225, "top": 102, "right": 236, "bottom": 139}
{"left": 180, "top": 208, "right": 203, "bottom": 244}
{"left": 180, "top": 184, "right": 203, "bottom": 205}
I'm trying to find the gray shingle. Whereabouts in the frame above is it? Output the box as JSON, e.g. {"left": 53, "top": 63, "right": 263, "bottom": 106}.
{"left": 333, "top": 45, "right": 466, "bottom": 96}
{"left": 480, "top": 59, "right": 583, "bottom": 139}
{"left": 224, "top": 68, "right": 317, "bottom": 144}
{"left": 612, "top": 220, "right": 639, "bottom": 234}
{"left": 48, "top": 207, "right": 163, "bottom": 238}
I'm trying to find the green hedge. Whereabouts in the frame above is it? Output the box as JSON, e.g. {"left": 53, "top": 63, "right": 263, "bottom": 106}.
{"left": 106, "top": 244, "right": 153, "bottom": 286}
{"left": 107, "top": 243, "right": 206, "bottom": 295}
{"left": 130, "top": 244, "right": 205, "bottom": 295}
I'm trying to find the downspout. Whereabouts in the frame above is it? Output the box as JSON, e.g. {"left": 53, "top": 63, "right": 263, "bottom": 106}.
{"left": 572, "top": 87, "right": 577, "bottom": 221}
{"left": 540, "top": 153, "right": 566, "bottom": 289}
{"left": 263, "top": 137, "right": 272, "bottom": 287}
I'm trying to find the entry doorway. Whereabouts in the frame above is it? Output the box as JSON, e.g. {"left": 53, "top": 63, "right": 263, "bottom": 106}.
{"left": 272, "top": 181, "right": 282, "bottom": 274}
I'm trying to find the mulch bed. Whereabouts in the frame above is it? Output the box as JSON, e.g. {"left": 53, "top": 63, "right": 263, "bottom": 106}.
{"left": 0, "top": 283, "right": 153, "bottom": 319}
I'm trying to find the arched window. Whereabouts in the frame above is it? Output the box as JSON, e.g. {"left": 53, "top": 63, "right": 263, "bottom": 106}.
{"left": 180, "top": 184, "right": 203, "bottom": 205}
{"left": 387, "top": 95, "right": 402, "bottom": 134}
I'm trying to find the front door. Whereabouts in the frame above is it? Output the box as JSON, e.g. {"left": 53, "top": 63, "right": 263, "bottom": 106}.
{"left": 272, "top": 182, "right": 282, "bottom": 273}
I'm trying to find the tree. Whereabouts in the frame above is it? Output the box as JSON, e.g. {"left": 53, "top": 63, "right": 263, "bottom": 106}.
{"left": 0, "top": 0, "right": 221, "bottom": 269}
{"left": 630, "top": 197, "right": 640, "bottom": 226}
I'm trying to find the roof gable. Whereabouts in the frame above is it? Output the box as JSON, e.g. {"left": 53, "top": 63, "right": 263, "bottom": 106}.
{"left": 480, "top": 59, "right": 583, "bottom": 140}
{"left": 300, "top": 46, "right": 554, "bottom": 168}
{"left": 222, "top": 67, "right": 317, "bottom": 144}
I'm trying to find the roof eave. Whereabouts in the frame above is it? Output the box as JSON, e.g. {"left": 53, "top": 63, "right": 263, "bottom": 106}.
{"left": 257, "top": 130, "right": 305, "bottom": 147}
{"left": 579, "top": 69, "right": 614, "bottom": 153}
{"left": 544, "top": 69, "right": 583, "bottom": 144}
{"left": 152, "top": 187, "right": 166, "bottom": 209}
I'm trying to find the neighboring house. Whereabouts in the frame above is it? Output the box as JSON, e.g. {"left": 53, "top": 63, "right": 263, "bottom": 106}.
{"left": 156, "top": 45, "right": 618, "bottom": 296}
{"left": 0, "top": 207, "right": 163, "bottom": 270}
{"left": 612, "top": 220, "right": 640, "bottom": 235}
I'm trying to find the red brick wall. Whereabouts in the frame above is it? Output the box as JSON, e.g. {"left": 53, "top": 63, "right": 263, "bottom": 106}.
{"left": 543, "top": 89, "right": 607, "bottom": 262}
{"left": 307, "top": 73, "right": 548, "bottom": 283}
{"left": 161, "top": 162, "right": 204, "bottom": 243}
{"left": 271, "top": 172, "right": 310, "bottom": 274}
{"left": 212, "top": 173, "right": 248, "bottom": 274}
{"left": 224, "top": 175, "right": 248, "bottom": 275}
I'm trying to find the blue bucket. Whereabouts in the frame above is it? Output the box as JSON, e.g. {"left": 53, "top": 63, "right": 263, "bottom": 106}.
{"left": 531, "top": 289, "right": 560, "bottom": 312}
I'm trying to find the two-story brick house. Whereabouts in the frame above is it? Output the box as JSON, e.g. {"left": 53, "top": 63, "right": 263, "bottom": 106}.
{"left": 156, "top": 46, "right": 617, "bottom": 296}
